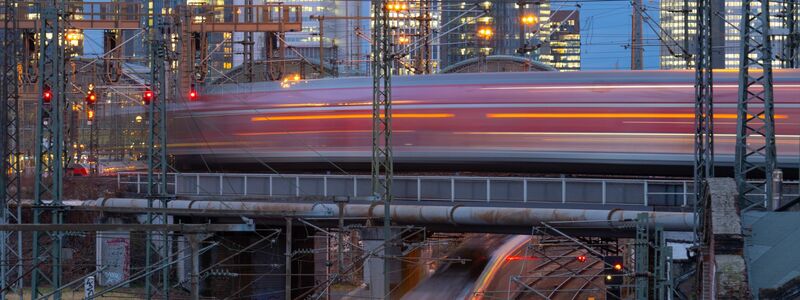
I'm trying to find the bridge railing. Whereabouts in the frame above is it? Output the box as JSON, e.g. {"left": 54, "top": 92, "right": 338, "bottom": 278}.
{"left": 117, "top": 172, "right": 698, "bottom": 207}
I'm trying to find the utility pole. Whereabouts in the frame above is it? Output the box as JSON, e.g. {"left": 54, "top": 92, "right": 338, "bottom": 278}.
{"left": 783, "top": 0, "right": 798, "bottom": 68}
{"left": 631, "top": 0, "right": 644, "bottom": 69}
{"left": 517, "top": 0, "right": 534, "bottom": 56}
{"left": 1, "top": 0, "right": 23, "bottom": 298}
{"left": 371, "top": 0, "right": 393, "bottom": 298}
{"left": 695, "top": 0, "right": 715, "bottom": 216}
{"left": 243, "top": 0, "right": 255, "bottom": 82}
{"left": 415, "top": 0, "right": 432, "bottom": 74}
{"left": 317, "top": 16, "right": 326, "bottom": 77}
{"left": 31, "top": 0, "right": 66, "bottom": 298}
{"left": 694, "top": 0, "right": 714, "bottom": 293}
{"left": 145, "top": 0, "right": 171, "bottom": 298}
{"left": 683, "top": 0, "right": 691, "bottom": 69}
{"left": 735, "top": 0, "right": 777, "bottom": 211}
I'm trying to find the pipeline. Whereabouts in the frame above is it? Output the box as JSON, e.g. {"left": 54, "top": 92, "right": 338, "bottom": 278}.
{"left": 74, "top": 198, "right": 695, "bottom": 231}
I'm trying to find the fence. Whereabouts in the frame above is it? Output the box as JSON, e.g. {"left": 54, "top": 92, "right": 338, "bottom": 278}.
{"left": 118, "top": 172, "right": 699, "bottom": 207}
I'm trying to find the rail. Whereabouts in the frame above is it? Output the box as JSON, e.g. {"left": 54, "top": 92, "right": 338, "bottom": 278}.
{"left": 118, "top": 172, "right": 699, "bottom": 207}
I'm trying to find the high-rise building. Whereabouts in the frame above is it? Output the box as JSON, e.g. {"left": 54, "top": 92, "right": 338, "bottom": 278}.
{"left": 439, "top": 0, "right": 586, "bottom": 72}
{"left": 544, "top": 10, "right": 581, "bottom": 71}
{"left": 659, "top": 0, "right": 795, "bottom": 69}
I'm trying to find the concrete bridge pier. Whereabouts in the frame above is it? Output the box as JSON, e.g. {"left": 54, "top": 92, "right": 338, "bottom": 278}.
{"left": 361, "top": 227, "right": 425, "bottom": 299}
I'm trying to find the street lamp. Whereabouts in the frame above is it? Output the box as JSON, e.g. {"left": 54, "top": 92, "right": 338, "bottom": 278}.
{"left": 477, "top": 27, "right": 493, "bottom": 40}
{"left": 386, "top": 1, "right": 408, "bottom": 12}
{"left": 521, "top": 14, "right": 538, "bottom": 25}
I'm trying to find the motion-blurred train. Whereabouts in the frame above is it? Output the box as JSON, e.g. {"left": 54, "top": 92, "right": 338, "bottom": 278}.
{"left": 169, "top": 70, "right": 800, "bottom": 175}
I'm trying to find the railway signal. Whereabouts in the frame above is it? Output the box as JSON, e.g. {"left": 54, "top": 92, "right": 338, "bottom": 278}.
{"left": 189, "top": 84, "right": 198, "bottom": 101}
{"left": 603, "top": 255, "right": 624, "bottom": 298}
{"left": 143, "top": 89, "right": 154, "bottom": 105}
{"left": 87, "top": 109, "right": 95, "bottom": 125}
{"left": 42, "top": 85, "right": 52, "bottom": 104}
{"left": 86, "top": 91, "right": 97, "bottom": 105}
{"left": 576, "top": 255, "right": 587, "bottom": 263}
{"left": 86, "top": 83, "right": 97, "bottom": 105}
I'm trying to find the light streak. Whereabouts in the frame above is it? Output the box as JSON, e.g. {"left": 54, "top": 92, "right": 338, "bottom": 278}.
{"left": 481, "top": 84, "right": 800, "bottom": 90}
{"left": 485, "top": 113, "right": 788, "bottom": 119}
{"left": 251, "top": 113, "right": 454, "bottom": 121}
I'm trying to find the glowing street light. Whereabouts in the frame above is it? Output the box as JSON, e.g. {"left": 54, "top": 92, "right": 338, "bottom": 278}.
{"left": 386, "top": 1, "right": 408, "bottom": 12}
{"left": 397, "top": 35, "right": 411, "bottom": 45}
{"left": 281, "top": 74, "right": 302, "bottom": 88}
{"left": 477, "top": 27, "right": 494, "bottom": 40}
{"left": 521, "top": 14, "right": 538, "bottom": 25}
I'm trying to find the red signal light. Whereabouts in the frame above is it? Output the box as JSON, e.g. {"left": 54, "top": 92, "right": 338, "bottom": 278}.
{"left": 613, "top": 263, "right": 623, "bottom": 271}
{"left": 42, "top": 86, "right": 52, "bottom": 103}
{"left": 189, "top": 89, "right": 197, "bottom": 101}
{"left": 577, "top": 255, "right": 587, "bottom": 263}
{"left": 86, "top": 91, "right": 97, "bottom": 105}
{"left": 143, "top": 89, "right": 153, "bottom": 104}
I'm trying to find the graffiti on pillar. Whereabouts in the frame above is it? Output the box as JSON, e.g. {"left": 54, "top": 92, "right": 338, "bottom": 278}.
{"left": 100, "top": 236, "right": 131, "bottom": 286}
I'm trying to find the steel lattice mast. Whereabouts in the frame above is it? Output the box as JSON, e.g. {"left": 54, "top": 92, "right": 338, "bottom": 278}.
{"left": 371, "top": 0, "right": 393, "bottom": 297}
{"left": 693, "top": 0, "right": 715, "bottom": 295}
{"left": 694, "top": 0, "right": 714, "bottom": 231}
{"left": 735, "top": 0, "right": 777, "bottom": 211}
{"left": 31, "top": 0, "right": 66, "bottom": 297}
{"left": 0, "top": 0, "right": 23, "bottom": 298}
{"left": 145, "top": 0, "right": 171, "bottom": 298}
{"left": 784, "top": 0, "right": 798, "bottom": 68}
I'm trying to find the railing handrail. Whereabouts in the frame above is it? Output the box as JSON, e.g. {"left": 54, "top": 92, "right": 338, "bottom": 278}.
{"left": 116, "top": 171, "right": 694, "bottom": 184}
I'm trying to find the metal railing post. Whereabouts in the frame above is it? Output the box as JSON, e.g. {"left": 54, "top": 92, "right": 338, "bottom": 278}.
{"left": 683, "top": 181, "right": 688, "bottom": 206}
{"left": 451, "top": 178, "right": 455, "bottom": 202}
{"left": 196, "top": 174, "right": 200, "bottom": 195}
{"left": 602, "top": 180, "right": 607, "bottom": 205}
{"left": 417, "top": 177, "right": 421, "bottom": 201}
{"left": 243, "top": 175, "right": 248, "bottom": 196}
{"left": 523, "top": 179, "right": 528, "bottom": 203}
{"left": 561, "top": 177, "right": 566, "bottom": 204}
{"left": 486, "top": 179, "right": 491, "bottom": 202}
{"left": 643, "top": 181, "right": 649, "bottom": 206}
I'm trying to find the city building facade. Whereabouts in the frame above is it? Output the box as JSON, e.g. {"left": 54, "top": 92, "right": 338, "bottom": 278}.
{"left": 439, "top": 0, "right": 582, "bottom": 72}
{"left": 659, "top": 0, "right": 795, "bottom": 69}
{"left": 545, "top": 10, "right": 581, "bottom": 71}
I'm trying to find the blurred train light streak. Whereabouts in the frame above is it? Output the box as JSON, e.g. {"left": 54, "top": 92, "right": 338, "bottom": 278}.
{"left": 481, "top": 84, "right": 800, "bottom": 90}
{"left": 486, "top": 113, "right": 788, "bottom": 119}
{"left": 505, "top": 256, "right": 539, "bottom": 262}
{"left": 251, "top": 113, "right": 454, "bottom": 121}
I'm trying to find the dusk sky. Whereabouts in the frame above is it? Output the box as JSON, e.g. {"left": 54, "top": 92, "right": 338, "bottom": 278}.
{"left": 573, "top": 0, "right": 661, "bottom": 70}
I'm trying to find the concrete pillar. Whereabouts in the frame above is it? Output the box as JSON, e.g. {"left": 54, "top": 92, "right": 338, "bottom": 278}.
{"left": 96, "top": 217, "right": 130, "bottom": 287}
{"left": 705, "top": 178, "right": 750, "bottom": 298}
{"left": 313, "top": 232, "right": 330, "bottom": 299}
{"left": 186, "top": 233, "right": 209, "bottom": 300}
{"left": 285, "top": 218, "right": 292, "bottom": 300}
{"left": 361, "top": 227, "right": 402, "bottom": 299}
